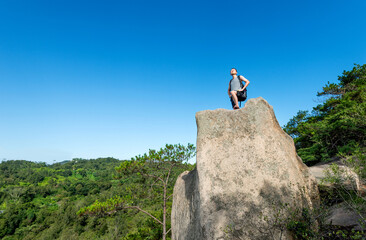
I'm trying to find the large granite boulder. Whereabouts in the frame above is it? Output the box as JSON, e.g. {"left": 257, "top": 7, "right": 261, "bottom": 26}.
{"left": 171, "top": 97, "right": 320, "bottom": 240}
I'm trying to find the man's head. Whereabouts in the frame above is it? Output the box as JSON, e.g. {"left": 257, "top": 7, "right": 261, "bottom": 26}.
{"left": 230, "top": 68, "right": 237, "bottom": 75}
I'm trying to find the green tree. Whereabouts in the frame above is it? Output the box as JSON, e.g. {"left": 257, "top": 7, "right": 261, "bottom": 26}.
{"left": 78, "top": 143, "right": 196, "bottom": 240}
{"left": 283, "top": 64, "right": 366, "bottom": 164}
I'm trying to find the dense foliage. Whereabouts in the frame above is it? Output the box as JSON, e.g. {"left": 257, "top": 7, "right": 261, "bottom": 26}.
{"left": 0, "top": 156, "right": 194, "bottom": 239}
{"left": 283, "top": 64, "right": 366, "bottom": 164}
{"left": 78, "top": 144, "right": 196, "bottom": 240}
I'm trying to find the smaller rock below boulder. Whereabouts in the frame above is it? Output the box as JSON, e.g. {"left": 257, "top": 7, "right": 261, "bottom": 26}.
{"left": 325, "top": 204, "right": 365, "bottom": 231}
{"left": 309, "top": 160, "right": 365, "bottom": 196}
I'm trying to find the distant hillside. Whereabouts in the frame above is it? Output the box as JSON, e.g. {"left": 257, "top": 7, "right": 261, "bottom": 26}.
{"left": 0, "top": 157, "right": 193, "bottom": 239}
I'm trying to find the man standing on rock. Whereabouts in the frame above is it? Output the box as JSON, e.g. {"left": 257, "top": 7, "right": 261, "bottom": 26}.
{"left": 228, "top": 68, "right": 250, "bottom": 109}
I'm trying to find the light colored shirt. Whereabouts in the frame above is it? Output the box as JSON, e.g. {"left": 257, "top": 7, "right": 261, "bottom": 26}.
{"left": 230, "top": 76, "right": 241, "bottom": 91}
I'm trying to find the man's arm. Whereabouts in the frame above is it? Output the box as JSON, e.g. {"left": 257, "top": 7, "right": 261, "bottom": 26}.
{"left": 228, "top": 82, "right": 231, "bottom": 96}
{"left": 239, "top": 75, "right": 250, "bottom": 91}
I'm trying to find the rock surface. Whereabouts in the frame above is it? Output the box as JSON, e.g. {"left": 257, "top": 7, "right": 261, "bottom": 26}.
{"left": 325, "top": 203, "right": 365, "bottom": 231}
{"left": 171, "top": 97, "right": 320, "bottom": 240}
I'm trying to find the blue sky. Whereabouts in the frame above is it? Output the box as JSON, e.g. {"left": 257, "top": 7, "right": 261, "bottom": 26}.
{"left": 0, "top": 0, "right": 365, "bottom": 163}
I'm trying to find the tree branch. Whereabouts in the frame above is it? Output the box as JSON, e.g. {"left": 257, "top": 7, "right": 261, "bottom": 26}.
{"left": 141, "top": 172, "right": 165, "bottom": 185}
{"left": 164, "top": 162, "right": 177, "bottom": 188}
{"left": 150, "top": 177, "right": 162, "bottom": 195}
{"left": 124, "top": 206, "right": 163, "bottom": 225}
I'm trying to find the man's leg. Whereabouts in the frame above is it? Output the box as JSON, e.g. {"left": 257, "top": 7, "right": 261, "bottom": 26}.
{"left": 230, "top": 91, "right": 239, "bottom": 109}
{"left": 230, "top": 96, "right": 236, "bottom": 109}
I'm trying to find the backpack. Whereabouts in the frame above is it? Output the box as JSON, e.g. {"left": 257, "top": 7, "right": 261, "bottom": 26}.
{"left": 230, "top": 75, "right": 247, "bottom": 106}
